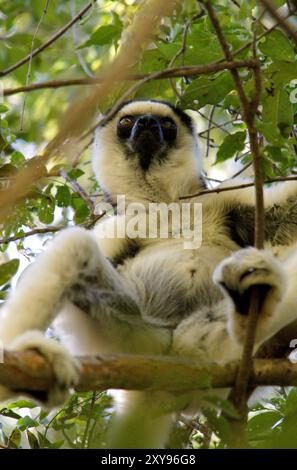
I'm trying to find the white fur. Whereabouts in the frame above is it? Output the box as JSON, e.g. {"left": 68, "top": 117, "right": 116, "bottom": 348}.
{"left": 1, "top": 100, "right": 297, "bottom": 448}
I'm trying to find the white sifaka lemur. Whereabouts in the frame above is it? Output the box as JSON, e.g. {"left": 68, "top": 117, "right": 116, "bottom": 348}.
{"left": 1, "top": 99, "right": 297, "bottom": 447}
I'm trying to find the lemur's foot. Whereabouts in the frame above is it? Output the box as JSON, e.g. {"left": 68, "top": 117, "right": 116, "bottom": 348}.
{"left": 213, "top": 248, "right": 287, "bottom": 343}
{"left": 9, "top": 331, "right": 81, "bottom": 406}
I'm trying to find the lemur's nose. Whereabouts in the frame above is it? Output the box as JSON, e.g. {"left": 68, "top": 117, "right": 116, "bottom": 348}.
{"left": 131, "top": 115, "right": 163, "bottom": 142}
{"left": 136, "top": 115, "right": 159, "bottom": 129}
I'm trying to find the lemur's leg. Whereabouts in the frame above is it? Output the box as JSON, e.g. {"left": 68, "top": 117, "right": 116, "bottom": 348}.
{"left": 173, "top": 298, "right": 243, "bottom": 361}
{"left": 0, "top": 227, "right": 123, "bottom": 342}
{"left": 0, "top": 227, "right": 170, "bottom": 402}
{"left": 212, "top": 247, "right": 297, "bottom": 350}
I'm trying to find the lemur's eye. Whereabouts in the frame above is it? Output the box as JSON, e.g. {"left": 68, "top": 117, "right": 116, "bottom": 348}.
{"left": 161, "top": 118, "right": 176, "bottom": 129}
{"left": 119, "top": 116, "right": 134, "bottom": 127}
{"left": 160, "top": 118, "right": 177, "bottom": 142}
{"left": 117, "top": 115, "right": 135, "bottom": 139}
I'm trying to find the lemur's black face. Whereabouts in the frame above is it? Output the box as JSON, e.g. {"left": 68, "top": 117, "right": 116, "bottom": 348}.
{"left": 117, "top": 113, "right": 177, "bottom": 170}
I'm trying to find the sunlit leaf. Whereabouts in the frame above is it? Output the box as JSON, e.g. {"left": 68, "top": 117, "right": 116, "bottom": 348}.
{"left": 0, "top": 259, "right": 19, "bottom": 286}
{"left": 216, "top": 131, "right": 246, "bottom": 163}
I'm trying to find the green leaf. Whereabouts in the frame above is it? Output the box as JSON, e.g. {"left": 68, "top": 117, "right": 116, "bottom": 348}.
{"left": 56, "top": 185, "right": 71, "bottom": 207}
{"left": 37, "top": 430, "right": 53, "bottom": 448}
{"left": 38, "top": 198, "right": 55, "bottom": 224}
{"left": 247, "top": 410, "right": 282, "bottom": 441}
{"left": 273, "top": 0, "right": 286, "bottom": 6}
{"left": 135, "top": 79, "right": 175, "bottom": 101}
{"left": 202, "top": 407, "right": 233, "bottom": 446}
{"left": 48, "top": 440, "right": 64, "bottom": 449}
{"left": 71, "top": 195, "right": 90, "bottom": 224}
{"left": 0, "top": 259, "right": 19, "bottom": 286}
{"left": 285, "top": 388, "right": 297, "bottom": 414}
{"left": 27, "top": 430, "right": 40, "bottom": 449}
{"left": 261, "top": 87, "right": 293, "bottom": 145}
{"left": 265, "top": 146, "right": 295, "bottom": 173}
{"left": 8, "top": 428, "right": 22, "bottom": 448}
{"left": 10, "top": 151, "right": 25, "bottom": 168}
{"left": 183, "top": 72, "right": 234, "bottom": 109}
{"left": 17, "top": 415, "right": 39, "bottom": 431}
{"left": 0, "top": 291, "right": 8, "bottom": 300}
{"left": 79, "top": 24, "right": 121, "bottom": 48}
{"left": 183, "top": 30, "right": 223, "bottom": 65}
{"left": 259, "top": 30, "right": 295, "bottom": 61}
{"left": 7, "top": 399, "right": 37, "bottom": 409}
{"left": 216, "top": 131, "right": 246, "bottom": 163}
{"left": 204, "top": 395, "right": 240, "bottom": 419}
{"left": 0, "top": 408, "right": 22, "bottom": 419}
{"left": 0, "top": 133, "right": 6, "bottom": 151}
{"left": 0, "top": 104, "right": 9, "bottom": 113}
{"left": 266, "top": 61, "right": 297, "bottom": 87}
{"left": 67, "top": 168, "right": 84, "bottom": 180}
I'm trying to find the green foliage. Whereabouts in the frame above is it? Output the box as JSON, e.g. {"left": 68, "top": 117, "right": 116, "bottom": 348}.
{"left": 216, "top": 131, "right": 246, "bottom": 163}
{"left": 79, "top": 24, "right": 122, "bottom": 48}
{"left": 0, "top": 392, "right": 113, "bottom": 449}
{"left": 259, "top": 30, "right": 295, "bottom": 61}
{"left": 0, "top": 259, "right": 20, "bottom": 286}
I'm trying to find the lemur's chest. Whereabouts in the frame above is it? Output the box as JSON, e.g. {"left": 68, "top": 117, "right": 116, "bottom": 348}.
{"left": 115, "top": 207, "right": 237, "bottom": 275}
{"left": 117, "top": 240, "right": 229, "bottom": 324}
{"left": 111, "top": 211, "right": 237, "bottom": 324}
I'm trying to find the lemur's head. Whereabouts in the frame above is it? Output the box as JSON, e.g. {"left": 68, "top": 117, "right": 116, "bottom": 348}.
{"left": 93, "top": 99, "right": 203, "bottom": 203}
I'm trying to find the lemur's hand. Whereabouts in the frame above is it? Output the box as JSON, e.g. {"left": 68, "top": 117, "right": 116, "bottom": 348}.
{"left": 213, "top": 247, "right": 287, "bottom": 344}
{"left": 6, "top": 331, "right": 81, "bottom": 406}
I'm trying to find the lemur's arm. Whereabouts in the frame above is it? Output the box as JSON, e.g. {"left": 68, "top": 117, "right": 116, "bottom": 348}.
{"left": 212, "top": 179, "right": 297, "bottom": 248}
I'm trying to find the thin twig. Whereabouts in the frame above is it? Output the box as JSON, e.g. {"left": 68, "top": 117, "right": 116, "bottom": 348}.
{"left": 19, "top": 0, "right": 50, "bottom": 131}
{"left": 231, "top": 161, "right": 253, "bottom": 178}
{"left": 198, "top": 117, "right": 237, "bottom": 136}
{"left": 70, "top": 0, "right": 94, "bottom": 78}
{"left": 0, "top": 209, "right": 106, "bottom": 245}
{"left": 0, "top": 225, "right": 64, "bottom": 245}
{"left": 180, "top": 174, "right": 297, "bottom": 200}
{"left": 197, "top": 109, "right": 231, "bottom": 136}
{"left": 206, "top": 106, "right": 216, "bottom": 158}
{"left": 167, "top": 10, "right": 205, "bottom": 101}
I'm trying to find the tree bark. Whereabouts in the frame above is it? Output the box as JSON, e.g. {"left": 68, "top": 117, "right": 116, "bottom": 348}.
{"left": 1, "top": 350, "right": 297, "bottom": 394}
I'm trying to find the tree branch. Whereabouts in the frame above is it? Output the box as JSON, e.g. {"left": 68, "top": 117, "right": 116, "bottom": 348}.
{"left": 203, "top": 1, "right": 265, "bottom": 442}
{"left": 3, "top": 59, "right": 258, "bottom": 97}
{"left": 1, "top": 350, "right": 297, "bottom": 393}
{"left": 0, "top": 226, "right": 65, "bottom": 245}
